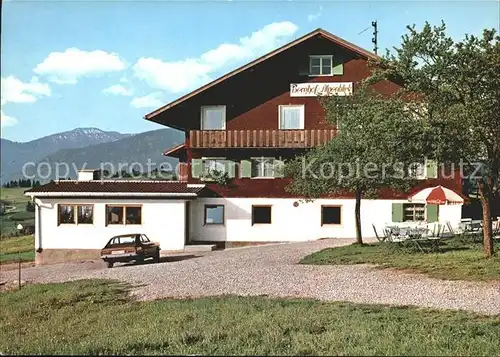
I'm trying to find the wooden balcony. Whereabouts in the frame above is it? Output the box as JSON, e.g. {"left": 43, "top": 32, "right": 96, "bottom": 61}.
{"left": 189, "top": 129, "right": 337, "bottom": 148}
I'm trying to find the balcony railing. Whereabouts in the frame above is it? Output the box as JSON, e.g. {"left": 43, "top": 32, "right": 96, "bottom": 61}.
{"left": 189, "top": 129, "right": 337, "bottom": 148}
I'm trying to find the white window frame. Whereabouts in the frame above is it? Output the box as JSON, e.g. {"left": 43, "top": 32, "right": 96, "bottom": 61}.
{"left": 250, "top": 157, "right": 276, "bottom": 179}
{"left": 309, "top": 55, "right": 333, "bottom": 76}
{"left": 204, "top": 204, "right": 225, "bottom": 226}
{"left": 201, "top": 157, "right": 226, "bottom": 177}
{"left": 403, "top": 203, "right": 426, "bottom": 222}
{"left": 200, "top": 105, "right": 226, "bottom": 130}
{"left": 278, "top": 105, "right": 305, "bottom": 130}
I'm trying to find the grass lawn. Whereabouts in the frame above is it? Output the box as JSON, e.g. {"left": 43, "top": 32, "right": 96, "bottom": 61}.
{"left": 0, "top": 235, "right": 35, "bottom": 263}
{"left": 0, "top": 187, "right": 34, "bottom": 237}
{"left": 300, "top": 239, "right": 500, "bottom": 281}
{"left": 1, "top": 280, "right": 499, "bottom": 356}
{"left": 0, "top": 187, "right": 28, "bottom": 202}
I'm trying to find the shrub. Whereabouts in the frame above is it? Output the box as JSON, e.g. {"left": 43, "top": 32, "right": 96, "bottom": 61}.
{"left": 26, "top": 201, "right": 35, "bottom": 212}
{"left": 10, "top": 212, "right": 35, "bottom": 222}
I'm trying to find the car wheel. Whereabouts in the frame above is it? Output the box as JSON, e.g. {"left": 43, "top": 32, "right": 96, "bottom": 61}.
{"left": 154, "top": 249, "right": 160, "bottom": 263}
{"left": 106, "top": 261, "right": 114, "bottom": 268}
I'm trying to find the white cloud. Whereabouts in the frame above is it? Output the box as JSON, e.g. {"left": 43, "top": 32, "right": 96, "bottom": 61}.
{"left": 307, "top": 6, "right": 322, "bottom": 22}
{"left": 1, "top": 76, "right": 51, "bottom": 105}
{"left": 130, "top": 92, "right": 164, "bottom": 109}
{"left": 134, "top": 58, "right": 212, "bottom": 94}
{"left": 0, "top": 110, "right": 18, "bottom": 128}
{"left": 34, "top": 48, "right": 126, "bottom": 84}
{"left": 102, "top": 84, "right": 133, "bottom": 96}
{"left": 119, "top": 76, "right": 129, "bottom": 83}
{"left": 132, "top": 21, "right": 299, "bottom": 93}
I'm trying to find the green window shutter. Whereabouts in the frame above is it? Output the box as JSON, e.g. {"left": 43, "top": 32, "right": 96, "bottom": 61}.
{"left": 392, "top": 203, "right": 404, "bottom": 222}
{"left": 224, "top": 160, "right": 235, "bottom": 178}
{"left": 240, "top": 160, "right": 252, "bottom": 178}
{"left": 191, "top": 159, "right": 203, "bottom": 178}
{"left": 426, "top": 204, "right": 439, "bottom": 223}
{"left": 273, "top": 159, "right": 284, "bottom": 178}
{"left": 426, "top": 159, "right": 438, "bottom": 179}
{"left": 332, "top": 62, "right": 344, "bottom": 75}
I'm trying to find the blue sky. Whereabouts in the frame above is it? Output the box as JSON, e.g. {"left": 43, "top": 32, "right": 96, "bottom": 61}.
{"left": 1, "top": 0, "right": 498, "bottom": 142}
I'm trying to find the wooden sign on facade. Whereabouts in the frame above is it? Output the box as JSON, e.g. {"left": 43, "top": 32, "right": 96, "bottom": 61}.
{"left": 290, "top": 82, "right": 353, "bottom": 97}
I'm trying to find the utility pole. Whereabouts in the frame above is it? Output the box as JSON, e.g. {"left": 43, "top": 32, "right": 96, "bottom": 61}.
{"left": 372, "top": 20, "right": 378, "bottom": 54}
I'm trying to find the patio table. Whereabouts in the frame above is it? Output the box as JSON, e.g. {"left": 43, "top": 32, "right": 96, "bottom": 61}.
{"left": 462, "top": 220, "right": 483, "bottom": 242}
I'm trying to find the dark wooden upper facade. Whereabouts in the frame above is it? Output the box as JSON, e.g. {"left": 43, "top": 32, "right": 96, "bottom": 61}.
{"left": 145, "top": 28, "right": 460, "bottom": 197}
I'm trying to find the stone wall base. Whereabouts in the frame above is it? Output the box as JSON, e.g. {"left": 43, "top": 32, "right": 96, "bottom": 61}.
{"left": 35, "top": 249, "right": 101, "bottom": 266}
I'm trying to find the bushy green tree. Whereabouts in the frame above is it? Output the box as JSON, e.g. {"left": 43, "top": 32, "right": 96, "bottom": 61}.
{"left": 286, "top": 85, "right": 421, "bottom": 244}
{"left": 373, "top": 22, "right": 499, "bottom": 257}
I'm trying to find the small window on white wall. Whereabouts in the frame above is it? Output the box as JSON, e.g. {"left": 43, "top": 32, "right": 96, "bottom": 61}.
{"left": 279, "top": 105, "right": 304, "bottom": 130}
{"left": 201, "top": 106, "right": 226, "bottom": 130}
{"left": 204, "top": 205, "right": 224, "bottom": 225}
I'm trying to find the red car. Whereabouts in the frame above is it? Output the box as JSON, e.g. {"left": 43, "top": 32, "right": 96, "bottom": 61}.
{"left": 101, "top": 233, "right": 160, "bottom": 268}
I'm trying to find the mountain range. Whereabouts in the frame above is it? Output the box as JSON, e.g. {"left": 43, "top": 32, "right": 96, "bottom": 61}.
{"left": 1, "top": 127, "right": 184, "bottom": 183}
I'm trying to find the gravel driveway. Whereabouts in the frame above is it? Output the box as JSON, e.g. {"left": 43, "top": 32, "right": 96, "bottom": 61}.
{"left": 1, "top": 239, "right": 499, "bottom": 315}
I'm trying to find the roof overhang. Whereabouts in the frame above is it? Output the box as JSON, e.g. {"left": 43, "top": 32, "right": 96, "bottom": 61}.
{"left": 24, "top": 181, "right": 206, "bottom": 199}
{"left": 25, "top": 192, "right": 199, "bottom": 198}
{"left": 163, "top": 143, "right": 186, "bottom": 158}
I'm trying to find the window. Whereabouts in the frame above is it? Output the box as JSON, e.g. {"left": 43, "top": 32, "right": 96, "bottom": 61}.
{"left": 251, "top": 157, "right": 275, "bottom": 178}
{"left": 310, "top": 55, "right": 332, "bottom": 76}
{"left": 106, "top": 205, "right": 142, "bottom": 225}
{"left": 201, "top": 105, "right": 226, "bottom": 130}
{"left": 408, "top": 162, "right": 426, "bottom": 180}
{"left": 321, "top": 206, "right": 342, "bottom": 225}
{"left": 78, "top": 205, "right": 94, "bottom": 224}
{"left": 204, "top": 205, "right": 224, "bottom": 225}
{"left": 403, "top": 203, "right": 425, "bottom": 222}
{"left": 140, "top": 234, "right": 150, "bottom": 243}
{"left": 252, "top": 205, "right": 272, "bottom": 225}
{"left": 279, "top": 105, "right": 304, "bottom": 129}
{"left": 58, "top": 204, "right": 94, "bottom": 225}
{"left": 203, "top": 158, "right": 226, "bottom": 176}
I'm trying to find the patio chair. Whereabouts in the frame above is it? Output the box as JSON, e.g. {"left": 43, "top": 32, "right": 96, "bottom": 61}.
{"left": 429, "top": 223, "right": 443, "bottom": 237}
{"left": 372, "top": 224, "right": 388, "bottom": 242}
{"left": 492, "top": 220, "right": 500, "bottom": 237}
{"left": 440, "top": 221, "right": 456, "bottom": 239}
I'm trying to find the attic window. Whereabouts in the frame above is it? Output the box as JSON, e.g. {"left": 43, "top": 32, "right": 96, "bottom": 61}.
{"left": 201, "top": 105, "right": 226, "bottom": 130}
{"left": 310, "top": 55, "right": 332, "bottom": 76}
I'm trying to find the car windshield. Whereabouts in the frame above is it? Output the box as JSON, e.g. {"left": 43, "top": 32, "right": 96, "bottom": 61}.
{"left": 119, "top": 236, "right": 137, "bottom": 244}
{"left": 140, "top": 234, "right": 150, "bottom": 243}
{"left": 107, "top": 235, "right": 138, "bottom": 247}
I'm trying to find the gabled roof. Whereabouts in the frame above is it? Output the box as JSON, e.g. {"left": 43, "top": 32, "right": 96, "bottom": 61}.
{"left": 144, "top": 28, "right": 380, "bottom": 122}
{"left": 24, "top": 181, "right": 205, "bottom": 197}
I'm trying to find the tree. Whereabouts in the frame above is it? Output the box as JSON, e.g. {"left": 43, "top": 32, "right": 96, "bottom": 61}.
{"left": 286, "top": 85, "right": 422, "bottom": 244}
{"left": 374, "top": 22, "right": 499, "bottom": 257}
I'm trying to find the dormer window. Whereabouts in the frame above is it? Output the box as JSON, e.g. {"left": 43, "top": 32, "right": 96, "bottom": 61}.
{"left": 201, "top": 105, "right": 226, "bottom": 130}
{"left": 309, "top": 55, "right": 332, "bottom": 76}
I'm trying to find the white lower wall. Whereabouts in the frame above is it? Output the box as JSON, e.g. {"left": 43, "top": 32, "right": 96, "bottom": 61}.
{"left": 35, "top": 198, "right": 187, "bottom": 251}
{"left": 189, "top": 198, "right": 463, "bottom": 242}
{"left": 34, "top": 196, "right": 464, "bottom": 249}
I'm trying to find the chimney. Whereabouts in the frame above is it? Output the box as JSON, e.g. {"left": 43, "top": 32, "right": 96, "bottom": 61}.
{"left": 77, "top": 169, "right": 101, "bottom": 181}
